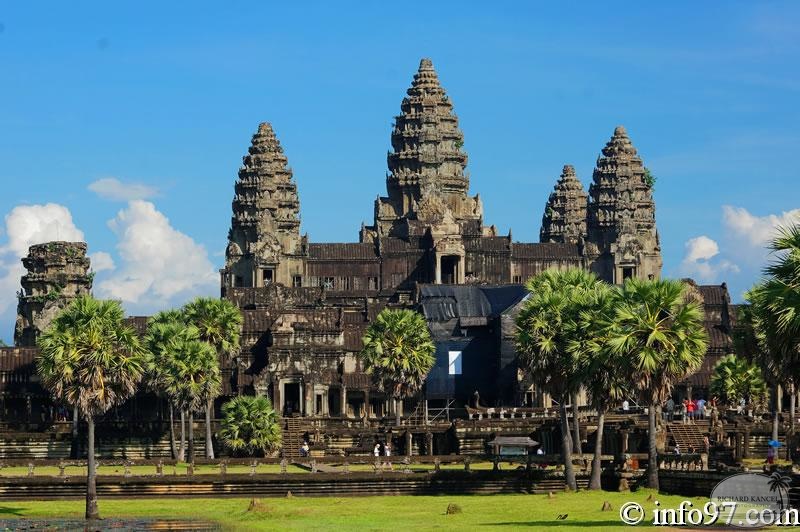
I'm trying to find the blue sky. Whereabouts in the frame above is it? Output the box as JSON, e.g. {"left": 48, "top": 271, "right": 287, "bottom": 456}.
{"left": 1, "top": 2, "right": 799, "bottom": 342}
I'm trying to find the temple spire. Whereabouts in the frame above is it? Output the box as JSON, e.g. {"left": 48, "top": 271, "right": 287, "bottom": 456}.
{"left": 540, "top": 165, "right": 587, "bottom": 244}
{"left": 224, "top": 122, "right": 302, "bottom": 288}
{"left": 586, "top": 125, "right": 661, "bottom": 282}
{"left": 367, "top": 58, "right": 482, "bottom": 240}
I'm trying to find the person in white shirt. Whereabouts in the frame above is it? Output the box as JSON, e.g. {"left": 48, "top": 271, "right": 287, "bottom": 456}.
{"left": 622, "top": 399, "right": 630, "bottom": 412}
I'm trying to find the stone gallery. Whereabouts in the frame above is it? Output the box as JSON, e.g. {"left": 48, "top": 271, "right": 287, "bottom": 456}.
{"left": 0, "top": 59, "right": 735, "bottom": 429}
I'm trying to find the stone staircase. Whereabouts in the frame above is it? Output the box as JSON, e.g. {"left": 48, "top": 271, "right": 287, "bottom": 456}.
{"left": 668, "top": 423, "right": 705, "bottom": 452}
{"left": 281, "top": 417, "right": 302, "bottom": 458}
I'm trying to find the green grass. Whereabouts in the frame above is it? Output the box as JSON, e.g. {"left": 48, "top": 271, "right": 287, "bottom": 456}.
{"left": 0, "top": 490, "right": 709, "bottom": 530}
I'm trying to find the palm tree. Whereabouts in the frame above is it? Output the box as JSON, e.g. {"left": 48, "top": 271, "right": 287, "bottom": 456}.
{"left": 760, "top": 225, "right": 800, "bottom": 344}
{"left": 183, "top": 297, "right": 243, "bottom": 459}
{"left": 164, "top": 337, "right": 221, "bottom": 463}
{"left": 219, "top": 395, "right": 282, "bottom": 456}
{"left": 604, "top": 278, "right": 708, "bottom": 490}
{"left": 515, "top": 268, "right": 604, "bottom": 491}
{"left": 360, "top": 308, "right": 435, "bottom": 427}
{"left": 709, "top": 354, "right": 768, "bottom": 412}
{"left": 37, "top": 296, "right": 147, "bottom": 520}
{"left": 577, "top": 282, "right": 630, "bottom": 490}
{"left": 144, "top": 311, "right": 196, "bottom": 461}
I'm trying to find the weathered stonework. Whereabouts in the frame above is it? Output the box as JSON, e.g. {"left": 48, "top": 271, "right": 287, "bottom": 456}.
{"left": 586, "top": 126, "right": 661, "bottom": 282}
{"left": 14, "top": 242, "right": 92, "bottom": 347}
{"left": 540, "top": 165, "right": 588, "bottom": 245}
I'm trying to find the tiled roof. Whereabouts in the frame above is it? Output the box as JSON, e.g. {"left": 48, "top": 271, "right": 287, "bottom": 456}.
{"left": 308, "top": 243, "right": 377, "bottom": 260}
{"left": 512, "top": 242, "right": 581, "bottom": 260}
{"left": 698, "top": 284, "right": 730, "bottom": 306}
{"left": 465, "top": 237, "right": 510, "bottom": 252}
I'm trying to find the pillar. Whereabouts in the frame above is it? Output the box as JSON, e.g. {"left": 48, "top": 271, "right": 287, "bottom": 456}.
{"left": 340, "top": 386, "right": 347, "bottom": 418}
{"left": 620, "top": 430, "right": 629, "bottom": 455}
{"left": 743, "top": 428, "right": 750, "bottom": 459}
{"left": 405, "top": 430, "right": 413, "bottom": 457}
{"left": 426, "top": 432, "right": 434, "bottom": 456}
{"left": 363, "top": 389, "right": 370, "bottom": 422}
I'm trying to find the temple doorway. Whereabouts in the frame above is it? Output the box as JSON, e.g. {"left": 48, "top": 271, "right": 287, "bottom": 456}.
{"left": 441, "top": 255, "right": 460, "bottom": 284}
{"left": 283, "top": 381, "right": 302, "bottom": 416}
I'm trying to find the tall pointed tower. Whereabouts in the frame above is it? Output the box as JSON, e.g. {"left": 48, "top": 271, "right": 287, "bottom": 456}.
{"left": 540, "top": 165, "right": 588, "bottom": 244}
{"left": 586, "top": 126, "right": 661, "bottom": 283}
{"left": 362, "top": 58, "right": 485, "bottom": 241}
{"left": 222, "top": 123, "right": 305, "bottom": 289}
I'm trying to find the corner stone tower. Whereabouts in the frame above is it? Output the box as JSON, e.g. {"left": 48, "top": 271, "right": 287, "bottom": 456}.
{"left": 14, "top": 241, "right": 93, "bottom": 347}
{"left": 540, "top": 164, "right": 588, "bottom": 245}
{"left": 222, "top": 123, "right": 305, "bottom": 289}
{"left": 362, "top": 58, "right": 486, "bottom": 241}
{"left": 586, "top": 126, "right": 661, "bottom": 283}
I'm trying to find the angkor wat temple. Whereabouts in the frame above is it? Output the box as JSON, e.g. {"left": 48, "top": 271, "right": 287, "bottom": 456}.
{"left": 0, "top": 59, "right": 736, "bottom": 429}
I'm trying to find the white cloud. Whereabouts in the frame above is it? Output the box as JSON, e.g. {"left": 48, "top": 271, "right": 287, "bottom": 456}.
{"left": 0, "top": 204, "right": 85, "bottom": 319}
{"left": 94, "top": 200, "right": 216, "bottom": 309}
{"left": 684, "top": 236, "right": 719, "bottom": 263}
{"left": 89, "top": 251, "right": 115, "bottom": 273}
{"left": 680, "top": 234, "right": 739, "bottom": 283}
{"left": 88, "top": 177, "right": 159, "bottom": 202}
{"left": 722, "top": 205, "right": 800, "bottom": 248}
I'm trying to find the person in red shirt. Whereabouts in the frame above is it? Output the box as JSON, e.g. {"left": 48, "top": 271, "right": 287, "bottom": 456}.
{"left": 687, "top": 399, "right": 696, "bottom": 423}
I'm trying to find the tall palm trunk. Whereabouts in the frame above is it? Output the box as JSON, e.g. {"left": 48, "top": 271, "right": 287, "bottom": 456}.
{"left": 589, "top": 408, "right": 605, "bottom": 490}
{"left": 71, "top": 406, "right": 79, "bottom": 459}
{"left": 647, "top": 401, "right": 659, "bottom": 490}
{"left": 178, "top": 410, "right": 186, "bottom": 462}
{"left": 559, "top": 399, "right": 577, "bottom": 490}
{"left": 205, "top": 399, "right": 215, "bottom": 459}
{"left": 571, "top": 391, "right": 582, "bottom": 457}
{"left": 187, "top": 411, "right": 195, "bottom": 463}
{"left": 168, "top": 403, "right": 177, "bottom": 460}
{"left": 395, "top": 397, "right": 401, "bottom": 427}
{"left": 790, "top": 382, "right": 796, "bottom": 461}
{"left": 773, "top": 383, "right": 781, "bottom": 442}
{"left": 85, "top": 417, "right": 99, "bottom": 520}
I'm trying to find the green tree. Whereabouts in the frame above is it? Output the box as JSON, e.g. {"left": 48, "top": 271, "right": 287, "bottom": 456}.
{"left": 604, "top": 278, "right": 708, "bottom": 490}
{"left": 183, "top": 297, "right": 243, "bottom": 459}
{"left": 219, "top": 395, "right": 282, "bottom": 456}
{"left": 577, "top": 282, "right": 631, "bottom": 490}
{"left": 37, "top": 296, "right": 147, "bottom": 520}
{"left": 144, "top": 311, "right": 196, "bottom": 461}
{"left": 515, "top": 268, "right": 604, "bottom": 491}
{"left": 360, "top": 308, "right": 435, "bottom": 427}
{"left": 709, "top": 354, "right": 768, "bottom": 411}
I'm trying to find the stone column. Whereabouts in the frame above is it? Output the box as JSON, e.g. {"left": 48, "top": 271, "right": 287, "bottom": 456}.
{"left": 364, "top": 389, "right": 371, "bottom": 420}
{"left": 426, "top": 432, "right": 434, "bottom": 456}
{"left": 405, "top": 430, "right": 413, "bottom": 457}
{"left": 435, "top": 255, "right": 441, "bottom": 284}
{"left": 743, "top": 428, "right": 751, "bottom": 459}
{"left": 340, "top": 386, "right": 347, "bottom": 418}
{"left": 620, "top": 430, "right": 629, "bottom": 455}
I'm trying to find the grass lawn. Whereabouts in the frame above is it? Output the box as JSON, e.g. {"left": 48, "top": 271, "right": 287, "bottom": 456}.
{"left": 0, "top": 490, "right": 709, "bottom": 530}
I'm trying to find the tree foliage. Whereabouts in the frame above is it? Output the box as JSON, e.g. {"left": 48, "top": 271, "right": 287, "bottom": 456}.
{"left": 710, "top": 354, "right": 768, "bottom": 410}
{"left": 219, "top": 395, "right": 282, "bottom": 456}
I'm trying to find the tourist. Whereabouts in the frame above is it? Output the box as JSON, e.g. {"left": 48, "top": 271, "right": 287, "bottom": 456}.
{"left": 473, "top": 390, "right": 481, "bottom": 408}
{"left": 384, "top": 441, "right": 393, "bottom": 471}
{"left": 703, "top": 435, "right": 710, "bottom": 454}
{"left": 767, "top": 444, "right": 776, "bottom": 465}
{"left": 737, "top": 397, "right": 746, "bottom": 415}
{"left": 696, "top": 397, "right": 706, "bottom": 420}
{"left": 300, "top": 440, "right": 310, "bottom": 457}
{"left": 665, "top": 397, "right": 675, "bottom": 422}
{"left": 622, "top": 399, "right": 629, "bottom": 413}
{"left": 373, "top": 442, "right": 381, "bottom": 458}
{"left": 674, "top": 443, "right": 681, "bottom": 455}
{"left": 680, "top": 400, "right": 688, "bottom": 424}
{"left": 686, "top": 399, "right": 695, "bottom": 423}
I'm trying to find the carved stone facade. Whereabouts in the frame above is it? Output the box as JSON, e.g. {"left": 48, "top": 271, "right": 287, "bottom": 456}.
{"left": 540, "top": 165, "right": 588, "bottom": 245}
{"left": 14, "top": 242, "right": 93, "bottom": 347}
{"left": 217, "top": 59, "right": 664, "bottom": 417}
{"left": 586, "top": 126, "right": 662, "bottom": 283}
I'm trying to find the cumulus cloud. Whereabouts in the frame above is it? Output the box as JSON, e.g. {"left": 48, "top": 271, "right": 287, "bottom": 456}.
{"left": 0, "top": 204, "right": 85, "bottom": 318}
{"left": 88, "top": 251, "right": 115, "bottom": 273}
{"left": 94, "top": 200, "right": 217, "bottom": 309}
{"left": 722, "top": 205, "right": 800, "bottom": 248}
{"left": 88, "top": 177, "right": 159, "bottom": 202}
{"left": 680, "top": 235, "right": 739, "bottom": 283}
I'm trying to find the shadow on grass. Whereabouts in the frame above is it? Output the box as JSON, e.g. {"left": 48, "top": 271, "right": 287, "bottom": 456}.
{"left": 481, "top": 520, "right": 623, "bottom": 527}
{"left": 0, "top": 506, "right": 24, "bottom": 516}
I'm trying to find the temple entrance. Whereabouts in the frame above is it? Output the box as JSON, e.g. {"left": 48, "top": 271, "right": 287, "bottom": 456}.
{"left": 441, "top": 255, "right": 460, "bottom": 285}
{"left": 283, "top": 382, "right": 302, "bottom": 416}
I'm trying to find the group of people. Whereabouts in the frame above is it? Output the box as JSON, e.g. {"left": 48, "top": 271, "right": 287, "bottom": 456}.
{"left": 663, "top": 396, "right": 716, "bottom": 423}
{"left": 374, "top": 441, "right": 393, "bottom": 470}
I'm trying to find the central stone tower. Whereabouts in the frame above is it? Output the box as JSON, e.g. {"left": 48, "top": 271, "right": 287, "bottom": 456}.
{"left": 362, "top": 58, "right": 486, "bottom": 242}
{"left": 585, "top": 126, "right": 661, "bottom": 282}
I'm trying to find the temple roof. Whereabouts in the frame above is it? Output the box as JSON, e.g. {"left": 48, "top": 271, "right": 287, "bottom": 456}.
{"left": 512, "top": 242, "right": 582, "bottom": 260}
{"left": 308, "top": 243, "right": 378, "bottom": 261}
{"left": 540, "top": 164, "right": 588, "bottom": 244}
